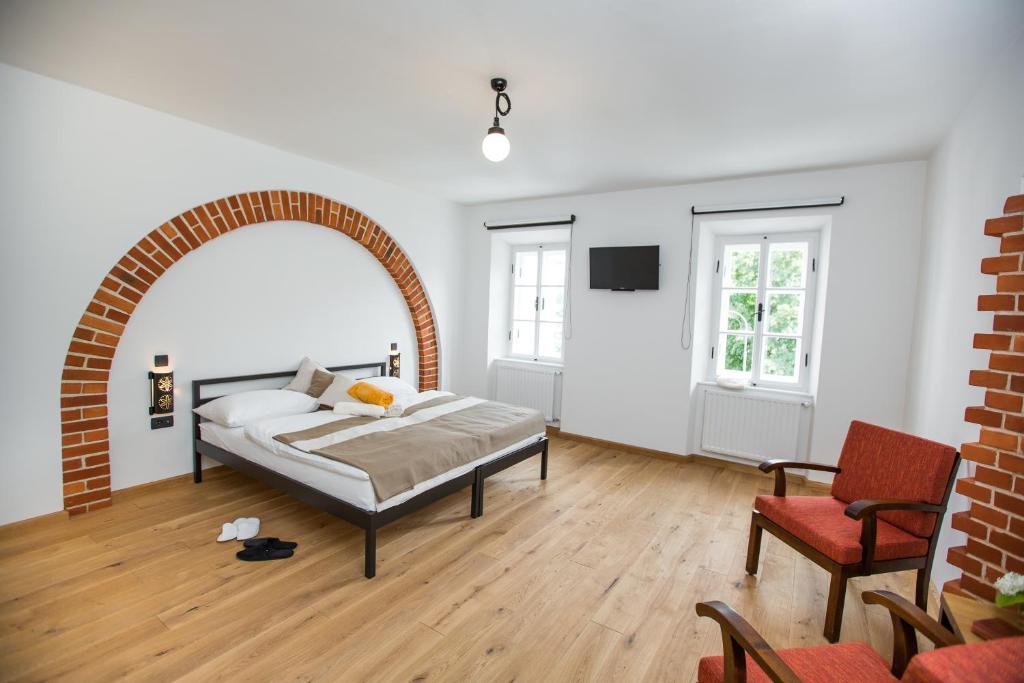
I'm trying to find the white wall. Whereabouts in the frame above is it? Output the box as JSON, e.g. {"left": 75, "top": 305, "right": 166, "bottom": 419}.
{"left": 0, "top": 64, "right": 465, "bottom": 525}
{"left": 455, "top": 162, "right": 928, "bottom": 472}
{"left": 906, "top": 36, "right": 1024, "bottom": 589}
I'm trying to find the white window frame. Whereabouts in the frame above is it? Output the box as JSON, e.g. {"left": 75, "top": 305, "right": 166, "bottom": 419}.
{"left": 508, "top": 243, "right": 569, "bottom": 362}
{"left": 708, "top": 231, "right": 819, "bottom": 391}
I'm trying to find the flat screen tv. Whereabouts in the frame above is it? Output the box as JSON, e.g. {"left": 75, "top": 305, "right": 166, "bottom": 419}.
{"left": 589, "top": 245, "right": 660, "bottom": 290}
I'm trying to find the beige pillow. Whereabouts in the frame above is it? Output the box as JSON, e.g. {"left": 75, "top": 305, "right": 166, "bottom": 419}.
{"left": 283, "top": 357, "right": 325, "bottom": 393}
{"left": 318, "top": 373, "right": 356, "bottom": 409}
{"left": 306, "top": 369, "right": 335, "bottom": 398}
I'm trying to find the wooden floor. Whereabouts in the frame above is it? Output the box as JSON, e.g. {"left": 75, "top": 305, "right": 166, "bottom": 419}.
{"left": 0, "top": 436, "right": 935, "bottom": 682}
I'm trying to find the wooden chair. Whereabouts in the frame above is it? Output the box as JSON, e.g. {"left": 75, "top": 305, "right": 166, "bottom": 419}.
{"left": 745, "top": 420, "right": 960, "bottom": 642}
{"left": 695, "top": 590, "right": 1024, "bottom": 682}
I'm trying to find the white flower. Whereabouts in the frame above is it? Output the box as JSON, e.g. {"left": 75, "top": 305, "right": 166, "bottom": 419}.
{"left": 995, "top": 572, "right": 1024, "bottom": 596}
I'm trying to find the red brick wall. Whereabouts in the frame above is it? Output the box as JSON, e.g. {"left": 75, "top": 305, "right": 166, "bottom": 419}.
{"left": 952, "top": 193, "right": 1024, "bottom": 600}
{"left": 60, "top": 191, "right": 439, "bottom": 515}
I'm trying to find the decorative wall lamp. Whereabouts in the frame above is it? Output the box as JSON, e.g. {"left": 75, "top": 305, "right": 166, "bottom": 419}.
{"left": 481, "top": 77, "right": 511, "bottom": 162}
{"left": 388, "top": 343, "right": 401, "bottom": 378}
{"left": 149, "top": 354, "right": 174, "bottom": 429}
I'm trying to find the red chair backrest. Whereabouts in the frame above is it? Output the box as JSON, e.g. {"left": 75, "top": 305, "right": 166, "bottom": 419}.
{"left": 902, "top": 636, "right": 1024, "bottom": 682}
{"left": 831, "top": 421, "right": 958, "bottom": 538}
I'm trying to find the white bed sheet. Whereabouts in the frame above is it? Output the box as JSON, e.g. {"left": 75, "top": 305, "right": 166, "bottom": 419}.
{"left": 199, "top": 413, "right": 545, "bottom": 512}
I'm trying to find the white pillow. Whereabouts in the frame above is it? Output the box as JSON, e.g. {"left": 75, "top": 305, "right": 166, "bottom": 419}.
{"left": 283, "top": 357, "right": 326, "bottom": 393}
{"left": 318, "top": 373, "right": 356, "bottom": 408}
{"left": 194, "top": 389, "right": 319, "bottom": 428}
{"left": 362, "top": 376, "right": 418, "bottom": 399}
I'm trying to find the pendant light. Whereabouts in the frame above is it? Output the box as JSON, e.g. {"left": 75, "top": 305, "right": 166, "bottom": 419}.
{"left": 481, "top": 77, "right": 511, "bottom": 162}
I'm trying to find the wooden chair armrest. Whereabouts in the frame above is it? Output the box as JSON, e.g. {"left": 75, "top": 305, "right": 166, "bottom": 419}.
{"left": 758, "top": 460, "right": 841, "bottom": 474}
{"left": 695, "top": 601, "right": 801, "bottom": 683}
{"left": 862, "top": 590, "right": 960, "bottom": 677}
{"left": 757, "top": 460, "right": 840, "bottom": 497}
{"left": 844, "top": 499, "right": 945, "bottom": 520}
{"left": 845, "top": 500, "right": 944, "bottom": 572}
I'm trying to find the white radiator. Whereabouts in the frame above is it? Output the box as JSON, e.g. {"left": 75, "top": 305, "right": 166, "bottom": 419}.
{"left": 700, "top": 387, "right": 811, "bottom": 462}
{"left": 494, "top": 362, "right": 560, "bottom": 421}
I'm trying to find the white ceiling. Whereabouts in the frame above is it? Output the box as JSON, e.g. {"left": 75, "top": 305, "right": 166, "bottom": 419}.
{"left": 1, "top": 1, "right": 1022, "bottom": 204}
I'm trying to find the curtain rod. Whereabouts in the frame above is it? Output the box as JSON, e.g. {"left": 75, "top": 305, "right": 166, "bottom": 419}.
{"left": 691, "top": 196, "right": 844, "bottom": 216}
{"left": 484, "top": 215, "right": 576, "bottom": 230}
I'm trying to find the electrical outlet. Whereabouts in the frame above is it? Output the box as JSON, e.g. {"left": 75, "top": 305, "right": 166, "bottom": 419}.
{"left": 151, "top": 416, "right": 174, "bottom": 430}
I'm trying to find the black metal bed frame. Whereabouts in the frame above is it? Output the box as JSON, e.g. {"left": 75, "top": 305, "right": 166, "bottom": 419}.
{"left": 192, "top": 362, "right": 549, "bottom": 578}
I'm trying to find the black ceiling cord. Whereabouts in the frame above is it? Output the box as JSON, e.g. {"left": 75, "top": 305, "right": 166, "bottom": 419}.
{"left": 492, "top": 77, "right": 511, "bottom": 122}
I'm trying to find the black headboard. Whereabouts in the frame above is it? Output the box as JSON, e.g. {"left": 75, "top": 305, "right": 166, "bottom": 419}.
{"left": 191, "top": 362, "right": 387, "bottom": 409}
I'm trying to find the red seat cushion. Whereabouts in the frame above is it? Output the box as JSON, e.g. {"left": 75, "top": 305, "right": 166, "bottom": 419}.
{"left": 698, "top": 642, "right": 895, "bottom": 683}
{"left": 902, "top": 637, "right": 1024, "bottom": 683}
{"left": 831, "top": 421, "right": 957, "bottom": 538}
{"left": 754, "top": 495, "right": 929, "bottom": 565}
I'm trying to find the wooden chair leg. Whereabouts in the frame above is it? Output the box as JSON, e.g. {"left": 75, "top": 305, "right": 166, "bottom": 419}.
{"left": 915, "top": 565, "right": 931, "bottom": 610}
{"left": 745, "top": 512, "right": 763, "bottom": 576}
{"left": 824, "top": 568, "right": 848, "bottom": 643}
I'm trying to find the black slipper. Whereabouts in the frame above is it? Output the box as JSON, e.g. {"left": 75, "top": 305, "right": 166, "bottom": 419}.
{"left": 242, "top": 537, "right": 298, "bottom": 550}
{"left": 236, "top": 546, "right": 294, "bottom": 561}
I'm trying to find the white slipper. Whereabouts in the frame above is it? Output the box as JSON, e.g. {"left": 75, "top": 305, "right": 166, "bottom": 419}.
{"left": 216, "top": 522, "right": 237, "bottom": 542}
{"left": 236, "top": 517, "right": 260, "bottom": 541}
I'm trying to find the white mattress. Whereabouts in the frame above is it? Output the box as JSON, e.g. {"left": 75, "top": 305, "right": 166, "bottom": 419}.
{"left": 199, "top": 418, "right": 545, "bottom": 512}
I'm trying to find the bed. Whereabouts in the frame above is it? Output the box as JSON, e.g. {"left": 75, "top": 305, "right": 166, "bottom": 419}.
{"left": 192, "top": 362, "right": 549, "bottom": 578}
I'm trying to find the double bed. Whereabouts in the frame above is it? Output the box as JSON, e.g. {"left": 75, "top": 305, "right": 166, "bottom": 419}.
{"left": 192, "top": 362, "right": 549, "bottom": 578}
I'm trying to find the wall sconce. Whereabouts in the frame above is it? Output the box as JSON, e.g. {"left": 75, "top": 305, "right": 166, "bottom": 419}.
{"left": 149, "top": 354, "right": 174, "bottom": 429}
{"left": 388, "top": 343, "right": 401, "bottom": 378}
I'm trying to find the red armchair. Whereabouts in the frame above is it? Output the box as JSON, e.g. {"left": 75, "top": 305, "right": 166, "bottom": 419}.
{"left": 745, "top": 421, "right": 960, "bottom": 642}
{"left": 695, "top": 590, "right": 1024, "bottom": 682}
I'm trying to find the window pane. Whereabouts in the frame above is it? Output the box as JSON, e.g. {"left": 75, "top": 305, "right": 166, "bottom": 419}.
{"left": 768, "top": 243, "right": 807, "bottom": 288}
{"left": 511, "top": 320, "right": 535, "bottom": 356}
{"left": 513, "top": 286, "right": 536, "bottom": 320}
{"left": 718, "top": 333, "right": 754, "bottom": 377}
{"left": 723, "top": 244, "right": 760, "bottom": 288}
{"left": 761, "top": 336, "right": 800, "bottom": 382}
{"left": 721, "top": 291, "right": 756, "bottom": 332}
{"left": 514, "top": 250, "right": 538, "bottom": 285}
{"left": 538, "top": 287, "right": 564, "bottom": 322}
{"left": 541, "top": 249, "right": 567, "bottom": 286}
{"left": 538, "top": 323, "right": 563, "bottom": 358}
{"left": 766, "top": 292, "right": 803, "bottom": 335}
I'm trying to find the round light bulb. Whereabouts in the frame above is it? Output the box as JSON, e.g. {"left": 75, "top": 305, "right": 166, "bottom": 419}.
{"left": 482, "top": 127, "right": 510, "bottom": 162}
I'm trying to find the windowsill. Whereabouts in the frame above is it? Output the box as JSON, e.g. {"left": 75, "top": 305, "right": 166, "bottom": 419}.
{"left": 495, "top": 357, "right": 564, "bottom": 370}
{"left": 698, "top": 380, "right": 813, "bottom": 401}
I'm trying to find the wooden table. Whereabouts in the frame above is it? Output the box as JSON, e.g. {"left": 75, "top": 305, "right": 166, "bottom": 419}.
{"left": 940, "top": 591, "right": 1024, "bottom": 644}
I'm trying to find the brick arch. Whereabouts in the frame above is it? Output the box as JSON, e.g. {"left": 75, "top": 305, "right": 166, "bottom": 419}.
{"left": 60, "top": 191, "right": 439, "bottom": 515}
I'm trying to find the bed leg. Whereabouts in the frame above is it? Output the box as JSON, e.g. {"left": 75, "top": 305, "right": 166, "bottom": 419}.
{"left": 540, "top": 440, "right": 549, "bottom": 481}
{"left": 471, "top": 468, "right": 484, "bottom": 518}
{"left": 193, "top": 451, "right": 202, "bottom": 483}
{"left": 364, "top": 523, "right": 377, "bottom": 579}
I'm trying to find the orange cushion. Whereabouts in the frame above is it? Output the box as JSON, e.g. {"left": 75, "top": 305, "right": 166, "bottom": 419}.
{"left": 754, "top": 495, "right": 929, "bottom": 565}
{"left": 698, "top": 642, "right": 895, "bottom": 683}
{"left": 902, "top": 637, "right": 1024, "bottom": 683}
{"left": 831, "top": 421, "right": 957, "bottom": 538}
{"left": 347, "top": 381, "right": 394, "bottom": 408}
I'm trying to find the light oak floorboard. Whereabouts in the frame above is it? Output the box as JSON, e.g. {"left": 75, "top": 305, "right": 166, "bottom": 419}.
{"left": 0, "top": 436, "right": 935, "bottom": 682}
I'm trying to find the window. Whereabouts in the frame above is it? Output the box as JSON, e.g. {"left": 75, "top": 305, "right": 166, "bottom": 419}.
{"left": 710, "top": 232, "right": 818, "bottom": 390}
{"left": 509, "top": 244, "right": 568, "bottom": 361}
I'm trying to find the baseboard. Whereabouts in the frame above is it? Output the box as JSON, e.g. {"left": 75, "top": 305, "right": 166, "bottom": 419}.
{"left": 555, "top": 430, "right": 830, "bottom": 491}
{"left": 556, "top": 430, "right": 686, "bottom": 463}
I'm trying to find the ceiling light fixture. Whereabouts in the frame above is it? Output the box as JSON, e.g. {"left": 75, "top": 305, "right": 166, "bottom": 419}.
{"left": 481, "top": 77, "right": 511, "bottom": 162}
